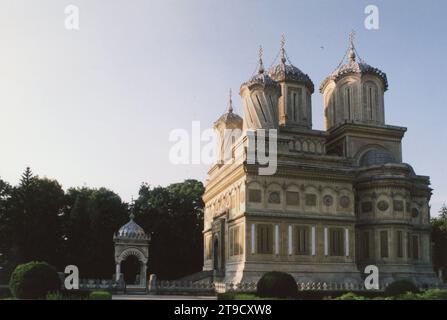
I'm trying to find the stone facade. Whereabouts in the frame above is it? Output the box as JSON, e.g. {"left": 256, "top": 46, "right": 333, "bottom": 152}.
{"left": 202, "top": 36, "right": 439, "bottom": 286}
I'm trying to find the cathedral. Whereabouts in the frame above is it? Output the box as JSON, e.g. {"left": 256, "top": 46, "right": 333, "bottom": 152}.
{"left": 202, "top": 34, "right": 439, "bottom": 286}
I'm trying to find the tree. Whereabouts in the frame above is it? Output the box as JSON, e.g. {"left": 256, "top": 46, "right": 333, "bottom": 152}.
{"left": 0, "top": 168, "right": 205, "bottom": 281}
{"left": 431, "top": 205, "right": 447, "bottom": 282}
{"left": 135, "top": 179, "right": 204, "bottom": 279}
{"left": 0, "top": 178, "right": 12, "bottom": 252}
{"left": 0, "top": 177, "right": 12, "bottom": 282}
{"left": 7, "top": 169, "right": 66, "bottom": 269}
{"left": 20, "top": 167, "right": 34, "bottom": 190}
{"left": 64, "top": 187, "right": 128, "bottom": 278}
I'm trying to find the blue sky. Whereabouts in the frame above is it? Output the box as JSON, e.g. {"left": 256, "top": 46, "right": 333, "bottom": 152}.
{"left": 0, "top": 0, "right": 446, "bottom": 215}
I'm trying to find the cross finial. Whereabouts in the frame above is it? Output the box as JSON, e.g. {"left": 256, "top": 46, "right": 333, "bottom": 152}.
{"left": 129, "top": 196, "right": 135, "bottom": 220}
{"left": 258, "top": 45, "right": 264, "bottom": 74}
{"left": 348, "top": 30, "right": 356, "bottom": 62}
{"left": 228, "top": 88, "right": 233, "bottom": 113}
{"left": 280, "top": 34, "right": 286, "bottom": 64}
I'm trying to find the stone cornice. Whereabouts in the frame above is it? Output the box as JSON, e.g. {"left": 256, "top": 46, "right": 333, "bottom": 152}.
{"left": 356, "top": 220, "right": 431, "bottom": 230}
{"left": 355, "top": 175, "right": 432, "bottom": 197}
{"left": 278, "top": 127, "right": 328, "bottom": 138}
{"left": 245, "top": 162, "right": 355, "bottom": 183}
{"left": 245, "top": 210, "right": 356, "bottom": 222}
{"left": 203, "top": 164, "right": 245, "bottom": 202}
{"left": 327, "top": 121, "right": 407, "bottom": 143}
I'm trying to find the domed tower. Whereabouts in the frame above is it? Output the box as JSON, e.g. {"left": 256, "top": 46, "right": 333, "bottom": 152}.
{"left": 214, "top": 89, "right": 243, "bottom": 164}
{"left": 322, "top": 32, "right": 403, "bottom": 160}
{"left": 240, "top": 46, "right": 281, "bottom": 130}
{"left": 113, "top": 205, "right": 149, "bottom": 288}
{"left": 269, "top": 36, "right": 314, "bottom": 128}
{"left": 320, "top": 32, "right": 388, "bottom": 130}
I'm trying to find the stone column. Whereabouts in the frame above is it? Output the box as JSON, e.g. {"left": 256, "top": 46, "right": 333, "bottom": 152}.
{"left": 148, "top": 274, "right": 157, "bottom": 294}
{"left": 140, "top": 263, "right": 147, "bottom": 287}
{"left": 115, "top": 263, "right": 121, "bottom": 281}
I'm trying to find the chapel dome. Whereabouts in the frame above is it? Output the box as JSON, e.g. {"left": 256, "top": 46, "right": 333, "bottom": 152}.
{"left": 116, "top": 213, "right": 148, "bottom": 240}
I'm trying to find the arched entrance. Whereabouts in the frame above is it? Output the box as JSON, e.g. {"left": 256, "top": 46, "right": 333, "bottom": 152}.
{"left": 121, "top": 255, "right": 140, "bottom": 285}
{"left": 115, "top": 248, "right": 148, "bottom": 288}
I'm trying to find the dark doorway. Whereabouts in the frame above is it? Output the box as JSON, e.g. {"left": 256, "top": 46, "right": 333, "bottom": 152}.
{"left": 213, "top": 238, "right": 219, "bottom": 271}
{"left": 121, "top": 255, "right": 140, "bottom": 285}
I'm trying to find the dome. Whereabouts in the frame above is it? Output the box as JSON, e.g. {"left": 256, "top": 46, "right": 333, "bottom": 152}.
{"left": 269, "top": 63, "right": 314, "bottom": 93}
{"left": 320, "top": 60, "right": 388, "bottom": 93}
{"left": 268, "top": 37, "right": 314, "bottom": 93}
{"left": 116, "top": 214, "right": 148, "bottom": 240}
{"left": 241, "top": 46, "right": 278, "bottom": 90}
{"left": 241, "top": 69, "right": 277, "bottom": 89}
{"left": 215, "top": 111, "right": 243, "bottom": 125}
{"left": 320, "top": 33, "right": 388, "bottom": 93}
{"left": 360, "top": 149, "right": 396, "bottom": 167}
{"left": 214, "top": 89, "right": 243, "bottom": 128}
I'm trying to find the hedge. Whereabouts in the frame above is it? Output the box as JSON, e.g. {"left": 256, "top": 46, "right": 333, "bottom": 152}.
{"left": 9, "top": 261, "right": 61, "bottom": 299}
{"left": 257, "top": 271, "right": 297, "bottom": 298}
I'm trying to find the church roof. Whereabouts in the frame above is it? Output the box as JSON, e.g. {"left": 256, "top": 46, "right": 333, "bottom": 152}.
{"left": 268, "top": 36, "right": 314, "bottom": 93}
{"left": 116, "top": 210, "right": 148, "bottom": 240}
{"left": 244, "top": 71, "right": 277, "bottom": 88}
{"left": 241, "top": 46, "right": 278, "bottom": 89}
{"left": 269, "top": 63, "right": 314, "bottom": 93}
{"left": 320, "top": 32, "right": 388, "bottom": 92}
{"left": 214, "top": 89, "right": 243, "bottom": 127}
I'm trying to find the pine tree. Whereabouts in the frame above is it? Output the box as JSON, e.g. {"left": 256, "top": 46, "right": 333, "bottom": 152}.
{"left": 20, "top": 167, "right": 34, "bottom": 189}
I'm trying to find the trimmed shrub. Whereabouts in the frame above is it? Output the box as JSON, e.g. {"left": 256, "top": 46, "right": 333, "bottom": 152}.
{"left": 419, "top": 289, "right": 447, "bottom": 300}
{"left": 46, "top": 291, "right": 68, "bottom": 300}
{"left": 9, "top": 261, "right": 61, "bottom": 299}
{"left": 217, "top": 292, "right": 273, "bottom": 300}
{"left": 89, "top": 290, "right": 112, "bottom": 300}
{"left": 46, "top": 290, "right": 91, "bottom": 300}
{"left": 384, "top": 280, "right": 419, "bottom": 297}
{"left": 257, "top": 271, "right": 297, "bottom": 298}
{"left": 217, "top": 292, "right": 237, "bottom": 300}
{"left": 395, "top": 289, "right": 447, "bottom": 300}
{"left": 333, "top": 292, "right": 367, "bottom": 300}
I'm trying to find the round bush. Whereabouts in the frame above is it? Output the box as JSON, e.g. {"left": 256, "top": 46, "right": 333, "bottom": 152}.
{"left": 89, "top": 290, "right": 112, "bottom": 300}
{"left": 384, "top": 280, "right": 419, "bottom": 297}
{"left": 257, "top": 271, "right": 297, "bottom": 298}
{"left": 9, "top": 261, "right": 61, "bottom": 299}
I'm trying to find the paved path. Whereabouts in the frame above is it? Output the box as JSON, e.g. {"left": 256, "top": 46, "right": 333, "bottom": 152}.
{"left": 113, "top": 294, "right": 217, "bottom": 300}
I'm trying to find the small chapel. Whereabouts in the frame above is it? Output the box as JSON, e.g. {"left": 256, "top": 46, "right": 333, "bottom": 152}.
{"left": 202, "top": 34, "right": 439, "bottom": 286}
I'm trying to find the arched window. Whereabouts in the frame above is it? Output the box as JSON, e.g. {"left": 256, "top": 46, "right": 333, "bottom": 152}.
{"left": 340, "top": 84, "right": 353, "bottom": 121}
{"left": 289, "top": 87, "right": 303, "bottom": 122}
{"left": 362, "top": 81, "right": 379, "bottom": 121}
{"left": 324, "top": 88, "right": 335, "bottom": 128}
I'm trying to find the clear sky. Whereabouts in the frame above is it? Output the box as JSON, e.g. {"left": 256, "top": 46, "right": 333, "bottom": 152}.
{"left": 0, "top": 0, "right": 446, "bottom": 215}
